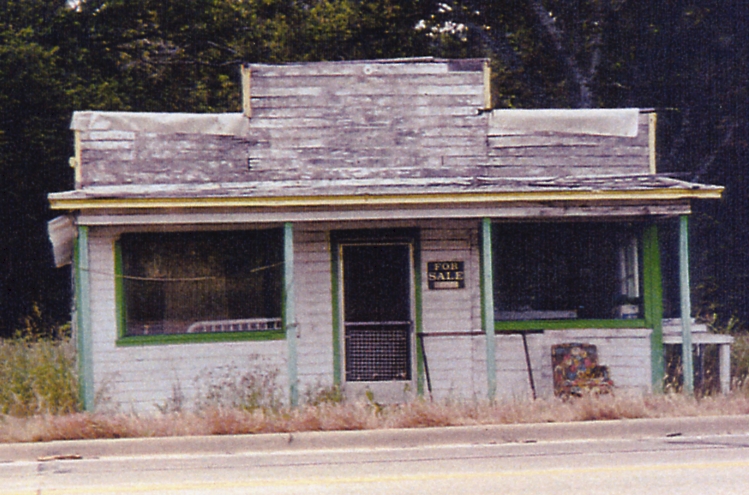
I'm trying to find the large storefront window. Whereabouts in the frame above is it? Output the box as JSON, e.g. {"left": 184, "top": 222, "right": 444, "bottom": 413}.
{"left": 493, "top": 222, "right": 642, "bottom": 321}
{"left": 119, "top": 229, "right": 282, "bottom": 337}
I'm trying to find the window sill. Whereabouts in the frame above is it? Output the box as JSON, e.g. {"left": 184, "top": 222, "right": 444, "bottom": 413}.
{"left": 494, "top": 319, "right": 647, "bottom": 332}
{"left": 116, "top": 330, "right": 286, "bottom": 346}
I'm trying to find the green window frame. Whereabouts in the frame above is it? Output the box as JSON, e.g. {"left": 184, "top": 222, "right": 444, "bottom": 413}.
{"left": 115, "top": 229, "right": 285, "bottom": 346}
{"left": 492, "top": 221, "right": 656, "bottom": 332}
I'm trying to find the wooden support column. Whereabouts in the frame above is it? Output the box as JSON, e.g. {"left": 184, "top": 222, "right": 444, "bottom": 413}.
{"left": 73, "top": 130, "right": 82, "bottom": 187}
{"left": 283, "top": 222, "right": 298, "bottom": 407}
{"left": 75, "top": 225, "right": 94, "bottom": 411}
{"left": 679, "top": 215, "right": 695, "bottom": 394}
{"left": 413, "top": 241, "right": 425, "bottom": 397}
{"left": 482, "top": 60, "right": 492, "bottom": 110}
{"left": 241, "top": 65, "right": 252, "bottom": 118}
{"left": 330, "top": 243, "right": 342, "bottom": 387}
{"left": 648, "top": 113, "right": 658, "bottom": 174}
{"left": 480, "top": 218, "right": 497, "bottom": 400}
{"left": 719, "top": 343, "right": 731, "bottom": 394}
{"left": 643, "top": 223, "right": 664, "bottom": 392}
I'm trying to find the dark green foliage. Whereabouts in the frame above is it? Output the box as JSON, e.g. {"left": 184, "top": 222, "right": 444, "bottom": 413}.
{"left": 0, "top": 1, "right": 73, "bottom": 336}
{"left": 0, "top": 0, "right": 748, "bottom": 335}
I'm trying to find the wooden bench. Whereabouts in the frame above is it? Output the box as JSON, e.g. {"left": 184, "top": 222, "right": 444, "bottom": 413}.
{"left": 662, "top": 319, "right": 734, "bottom": 394}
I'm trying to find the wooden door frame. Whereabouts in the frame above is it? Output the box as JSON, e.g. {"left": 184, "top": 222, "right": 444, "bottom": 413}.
{"left": 330, "top": 228, "right": 423, "bottom": 396}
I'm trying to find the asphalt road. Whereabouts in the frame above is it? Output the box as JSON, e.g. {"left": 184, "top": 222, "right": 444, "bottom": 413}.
{"left": 2, "top": 417, "right": 749, "bottom": 494}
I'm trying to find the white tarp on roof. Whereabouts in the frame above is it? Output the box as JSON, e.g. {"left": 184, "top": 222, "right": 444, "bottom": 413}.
{"left": 71, "top": 111, "right": 251, "bottom": 136}
{"left": 489, "top": 108, "right": 641, "bottom": 137}
{"left": 47, "top": 215, "right": 76, "bottom": 267}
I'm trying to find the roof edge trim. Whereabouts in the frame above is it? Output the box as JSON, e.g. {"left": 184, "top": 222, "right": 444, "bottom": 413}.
{"left": 50, "top": 187, "right": 724, "bottom": 211}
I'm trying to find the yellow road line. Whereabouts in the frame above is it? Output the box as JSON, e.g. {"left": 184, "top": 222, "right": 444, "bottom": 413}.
{"left": 5, "top": 459, "right": 749, "bottom": 494}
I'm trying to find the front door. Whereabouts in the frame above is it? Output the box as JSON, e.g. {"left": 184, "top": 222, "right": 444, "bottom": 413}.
{"left": 340, "top": 241, "right": 415, "bottom": 401}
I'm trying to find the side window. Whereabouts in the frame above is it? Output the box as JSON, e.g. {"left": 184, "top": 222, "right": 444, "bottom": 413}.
{"left": 119, "top": 229, "right": 283, "bottom": 337}
{"left": 617, "top": 234, "right": 641, "bottom": 318}
{"left": 493, "top": 223, "right": 642, "bottom": 321}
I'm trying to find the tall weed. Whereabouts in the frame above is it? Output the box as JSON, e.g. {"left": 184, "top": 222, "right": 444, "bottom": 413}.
{"left": 730, "top": 332, "right": 749, "bottom": 391}
{"left": 0, "top": 332, "right": 79, "bottom": 416}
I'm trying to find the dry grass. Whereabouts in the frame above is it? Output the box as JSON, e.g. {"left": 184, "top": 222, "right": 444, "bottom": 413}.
{"left": 3, "top": 330, "right": 749, "bottom": 445}
{"left": 3, "top": 392, "right": 749, "bottom": 444}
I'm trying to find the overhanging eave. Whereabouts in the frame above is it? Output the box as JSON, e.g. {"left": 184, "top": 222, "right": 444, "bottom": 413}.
{"left": 48, "top": 187, "right": 723, "bottom": 212}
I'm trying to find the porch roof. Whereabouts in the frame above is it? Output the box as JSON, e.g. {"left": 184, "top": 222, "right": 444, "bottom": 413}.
{"left": 49, "top": 173, "right": 721, "bottom": 211}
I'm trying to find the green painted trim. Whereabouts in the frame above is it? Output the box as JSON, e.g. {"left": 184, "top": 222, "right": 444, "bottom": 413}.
{"left": 330, "top": 241, "right": 342, "bottom": 386}
{"left": 495, "top": 319, "right": 647, "bottom": 331}
{"left": 113, "top": 239, "right": 126, "bottom": 340}
{"left": 116, "top": 330, "right": 285, "bottom": 346}
{"left": 114, "top": 233, "right": 287, "bottom": 346}
{"left": 330, "top": 229, "right": 420, "bottom": 391}
{"left": 74, "top": 232, "right": 82, "bottom": 403}
{"left": 413, "top": 236, "right": 424, "bottom": 397}
{"left": 284, "top": 222, "right": 298, "bottom": 407}
{"left": 75, "top": 226, "right": 94, "bottom": 411}
{"left": 480, "top": 218, "right": 497, "bottom": 400}
{"left": 73, "top": 230, "right": 83, "bottom": 407}
{"left": 679, "top": 215, "right": 694, "bottom": 394}
{"left": 643, "top": 223, "right": 665, "bottom": 392}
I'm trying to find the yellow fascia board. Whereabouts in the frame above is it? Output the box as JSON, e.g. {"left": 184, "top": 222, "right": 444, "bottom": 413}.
{"left": 50, "top": 187, "right": 723, "bottom": 211}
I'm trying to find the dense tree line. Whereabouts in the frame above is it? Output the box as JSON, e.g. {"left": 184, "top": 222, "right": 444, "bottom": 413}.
{"left": 0, "top": 0, "right": 746, "bottom": 336}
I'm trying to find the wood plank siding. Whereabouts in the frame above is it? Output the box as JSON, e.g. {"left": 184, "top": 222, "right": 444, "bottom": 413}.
{"left": 86, "top": 227, "right": 288, "bottom": 411}
{"left": 77, "top": 132, "right": 253, "bottom": 187}
{"left": 245, "top": 60, "right": 487, "bottom": 182}
{"left": 61, "top": 59, "right": 721, "bottom": 212}
{"left": 50, "top": 59, "right": 725, "bottom": 410}
{"left": 59, "top": 59, "right": 721, "bottom": 215}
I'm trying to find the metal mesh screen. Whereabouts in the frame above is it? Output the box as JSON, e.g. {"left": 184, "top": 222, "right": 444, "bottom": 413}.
{"left": 345, "top": 323, "right": 411, "bottom": 382}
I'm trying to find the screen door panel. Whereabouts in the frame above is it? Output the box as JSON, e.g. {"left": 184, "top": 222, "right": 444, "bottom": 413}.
{"left": 342, "top": 244, "right": 412, "bottom": 382}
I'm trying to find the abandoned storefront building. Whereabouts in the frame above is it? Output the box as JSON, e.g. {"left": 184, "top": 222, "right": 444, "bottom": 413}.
{"left": 48, "top": 58, "right": 723, "bottom": 411}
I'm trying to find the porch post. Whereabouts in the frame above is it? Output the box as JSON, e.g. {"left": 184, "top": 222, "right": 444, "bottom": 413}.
{"left": 74, "top": 225, "right": 94, "bottom": 411}
{"left": 283, "top": 222, "right": 299, "bottom": 406}
{"left": 413, "top": 239, "right": 425, "bottom": 397}
{"left": 480, "top": 218, "right": 497, "bottom": 400}
{"left": 330, "top": 243, "right": 342, "bottom": 386}
{"left": 679, "top": 215, "right": 695, "bottom": 394}
{"left": 643, "top": 223, "right": 664, "bottom": 392}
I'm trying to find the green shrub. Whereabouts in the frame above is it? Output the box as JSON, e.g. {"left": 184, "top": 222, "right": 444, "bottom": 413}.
{"left": 0, "top": 331, "right": 79, "bottom": 416}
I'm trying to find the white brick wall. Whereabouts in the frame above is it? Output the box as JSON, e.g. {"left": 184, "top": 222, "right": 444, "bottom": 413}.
{"left": 294, "top": 226, "right": 335, "bottom": 395}
{"left": 491, "top": 328, "right": 653, "bottom": 400}
{"left": 419, "top": 219, "right": 487, "bottom": 400}
{"left": 418, "top": 220, "right": 653, "bottom": 401}
{"left": 543, "top": 328, "right": 653, "bottom": 395}
{"left": 83, "top": 222, "right": 655, "bottom": 411}
{"left": 420, "top": 326, "right": 653, "bottom": 402}
{"left": 87, "top": 228, "right": 288, "bottom": 413}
